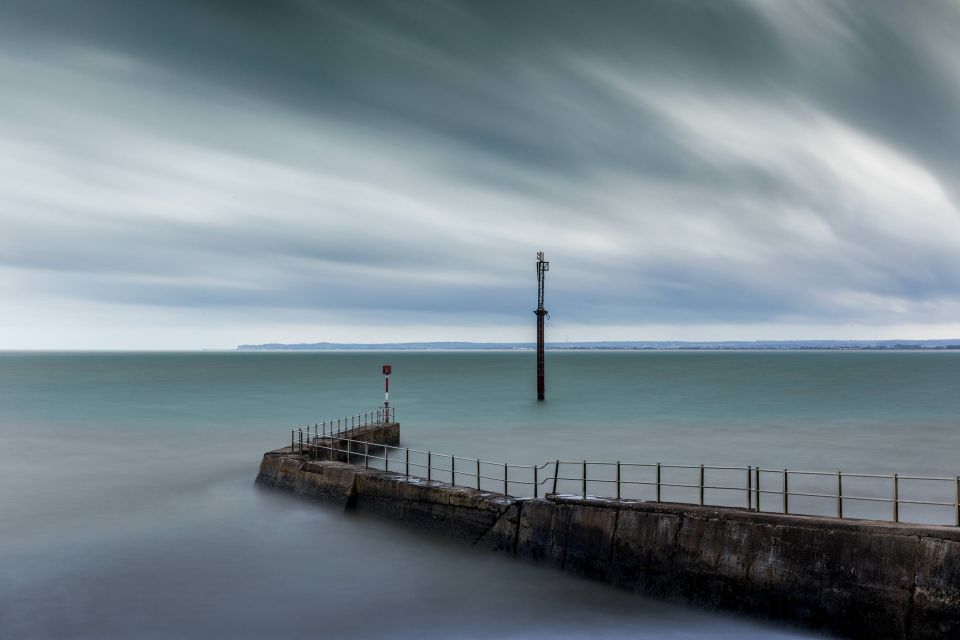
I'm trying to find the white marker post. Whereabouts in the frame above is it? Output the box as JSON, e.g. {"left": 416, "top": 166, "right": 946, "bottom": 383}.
{"left": 382, "top": 364, "right": 392, "bottom": 422}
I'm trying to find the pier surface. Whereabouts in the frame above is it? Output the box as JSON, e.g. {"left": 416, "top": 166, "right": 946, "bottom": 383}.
{"left": 256, "top": 444, "right": 960, "bottom": 640}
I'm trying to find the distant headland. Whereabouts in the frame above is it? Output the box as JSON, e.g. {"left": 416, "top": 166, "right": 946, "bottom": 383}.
{"left": 237, "top": 340, "right": 960, "bottom": 351}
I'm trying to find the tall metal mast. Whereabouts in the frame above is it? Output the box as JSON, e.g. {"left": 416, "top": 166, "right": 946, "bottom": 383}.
{"left": 535, "top": 251, "right": 549, "bottom": 400}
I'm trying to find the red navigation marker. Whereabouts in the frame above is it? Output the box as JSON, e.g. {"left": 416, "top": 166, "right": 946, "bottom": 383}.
{"left": 382, "top": 364, "right": 392, "bottom": 417}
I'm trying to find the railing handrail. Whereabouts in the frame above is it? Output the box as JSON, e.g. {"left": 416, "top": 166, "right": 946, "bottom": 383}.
{"left": 285, "top": 422, "right": 960, "bottom": 528}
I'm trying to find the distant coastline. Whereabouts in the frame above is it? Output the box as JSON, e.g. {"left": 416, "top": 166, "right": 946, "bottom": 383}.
{"left": 237, "top": 340, "right": 960, "bottom": 351}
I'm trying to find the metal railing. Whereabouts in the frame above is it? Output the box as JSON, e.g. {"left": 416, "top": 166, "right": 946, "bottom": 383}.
{"left": 550, "top": 461, "right": 960, "bottom": 526}
{"left": 285, "top": 430, "right": 960, "bottom": 527}
{"left": 296, "top": 433, "right": 553, "bottom": 498}
{"left": 289, "top": 408, "right": 395, "bottom": 451}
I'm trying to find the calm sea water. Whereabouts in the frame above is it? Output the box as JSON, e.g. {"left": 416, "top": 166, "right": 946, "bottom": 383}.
{"left": 3, "top": 350, "right": 959, "bottom": 638}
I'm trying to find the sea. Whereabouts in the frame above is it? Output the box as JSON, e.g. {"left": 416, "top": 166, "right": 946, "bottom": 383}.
{"left": 3, "top": 350, "right": 959, "bottom": 639}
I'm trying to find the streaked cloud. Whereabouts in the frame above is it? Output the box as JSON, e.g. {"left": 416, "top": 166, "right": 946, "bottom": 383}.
{"left": 1, "top": 0, "right": 959, "bottom": 348}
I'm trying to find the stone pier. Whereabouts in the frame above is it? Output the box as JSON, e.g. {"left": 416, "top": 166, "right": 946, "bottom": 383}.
{"left": 255, "top": 451, "right": 960, "bottom": 640}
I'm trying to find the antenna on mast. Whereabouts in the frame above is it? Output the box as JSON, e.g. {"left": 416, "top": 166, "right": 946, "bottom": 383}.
{"left": 535, "top": 251, "right": 549, "bottom": 400}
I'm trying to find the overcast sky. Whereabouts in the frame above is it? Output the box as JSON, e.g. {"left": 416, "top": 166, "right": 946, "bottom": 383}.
{"left": 2, "top": 0, "right": 959, "bottom": 349}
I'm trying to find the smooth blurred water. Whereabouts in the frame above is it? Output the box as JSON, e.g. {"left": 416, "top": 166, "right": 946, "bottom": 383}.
{"left": 4, "top": 350, "right": 960, "bottom": 638}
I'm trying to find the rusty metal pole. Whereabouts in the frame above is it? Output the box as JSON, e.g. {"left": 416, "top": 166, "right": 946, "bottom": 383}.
{"left": 535, "top": 252, "right": 549, "bottom": 401}
{"left": 656, "top": 463, "right": 662, "bottom": 502}
{"left": 616, "top": 461, "right": 621, "bottom": 500}
{"left": 837, "top": 470, "right": 843, "bottom": 518}
{"left": 582, "top": 460, "right": 587, "bottom": 499}
{"left": 893, "top": 474, "right": 899, "bottom": 523}
{"left": 536, "top": 310, "right": 546, "bottom": 400}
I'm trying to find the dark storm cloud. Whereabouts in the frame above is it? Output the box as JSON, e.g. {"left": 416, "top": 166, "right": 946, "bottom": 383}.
{"left": 0, "top": 0, "right": 789, "bottom": 181}
{"left": 1, "top": 0, "right": 960, "bottom": 346}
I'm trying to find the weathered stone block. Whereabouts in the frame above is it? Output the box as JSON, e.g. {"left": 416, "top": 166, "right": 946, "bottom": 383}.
{"left": 910, "top": 535, "right": 960, "bottom": 638}
{"left": 563, "top": 505, "right": 617, "bottom": 580}
{"left": 477, "top": 502, "right": 522, "bottom": 553}
{"left": 515, "top": 499, "right": 569, "bottom": 568}
{"left": 294, "top": 463, "right": 358, "bottom": 506}
{"left": 609, "top": 508, "right": 679, "bottom": 596}
{"left": 255, "top": 453, "right": 286, "bottom": 485}
{"left": 274, "top": 457, "right": 304, "bottom": 491}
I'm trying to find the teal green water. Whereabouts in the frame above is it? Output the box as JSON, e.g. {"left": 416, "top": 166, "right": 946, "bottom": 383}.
{"left": 3, "top": 350, "right": 958, "bottom": 638}
{"left": 4, "top": 350, "right": 959, "bottom": 470}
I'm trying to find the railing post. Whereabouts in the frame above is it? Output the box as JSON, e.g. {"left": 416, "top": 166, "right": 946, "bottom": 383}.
{"left": 534, "top": 465, "right": 538, "bottom": 499}
{"left": 955, "top": 476, "right": 960, "bottom": 528}
{"left": 616, "top": 461, "right": 621, "bottom": 500}
{"left": 346, "top": 438, "right": 350, "bottom": 464}
{"left": 451, "top": 455, "right": 455, "bottom": 486}
{"left": 837, "top": 470, "right": 843, "bottom": 518}
{"left": 291, "top": 429, "right": 294, "bottom": 452}
{"left": 299, "top": 428, "right": 303, "bottom": 454}
{"left": 582, "top": 460, "right": 587, "bottom": 499}
{"left": 893, "top": 474, "right": 899, "bottom": 523}
{"left": 476, "top": 458, "right": 481, "bottom": 491}
{"left": 755, "top": 466, "right": 761, "bottom": 512}
{"left": 783, "top": 469, "right": 789, "bottom": 514}
{"left": 427, "top": 451, "right": 432, "bottom": 482}
{"left": 405, "top": 447, "right": 410, "bottom": 477}
{"left": 504, "top": 463, "right": 508, "bottom": 496}
{"left": 552, "top": 460, "right": 559, "bottom": 495}
{"left": 699, "top": 464, "right": 705, "bottom": 506}
{"left": 747, "top": 466, "right": 752, "bottom": 510}
{"left": 365, "top": 441, "right": 369, "bottom": 469}
{"left": 655, "top": 462, "right": 661, "bottom": 502}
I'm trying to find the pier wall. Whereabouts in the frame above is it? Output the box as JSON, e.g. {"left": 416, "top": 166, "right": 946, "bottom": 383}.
{"left": 255, "top": 454, "right": 960, "bottom": 640}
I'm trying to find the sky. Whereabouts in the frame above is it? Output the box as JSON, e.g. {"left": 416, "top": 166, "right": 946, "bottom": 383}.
{"left": 1, "top": 0, "right": 960, "bottom": 349}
